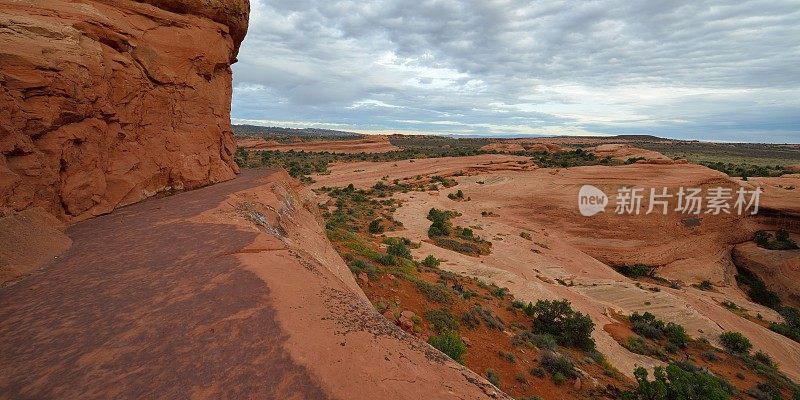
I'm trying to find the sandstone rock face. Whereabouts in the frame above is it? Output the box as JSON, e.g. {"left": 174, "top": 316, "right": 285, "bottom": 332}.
{"left": 0, "top": 0, "right": 249, "bottom": 221}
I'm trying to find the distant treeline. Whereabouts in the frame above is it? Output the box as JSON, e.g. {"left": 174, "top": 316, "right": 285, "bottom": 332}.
{"left": 232, "top": 124, "right": 362, "bottom": 138}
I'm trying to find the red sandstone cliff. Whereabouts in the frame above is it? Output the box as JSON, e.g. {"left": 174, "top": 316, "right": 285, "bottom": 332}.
{"left": 0, "top": 0, "right": 249, "bottom": 221}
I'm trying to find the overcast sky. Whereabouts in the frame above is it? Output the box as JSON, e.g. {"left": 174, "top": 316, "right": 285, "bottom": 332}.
{"left": 232, "top": 0, "right": 800, "bottom": 143}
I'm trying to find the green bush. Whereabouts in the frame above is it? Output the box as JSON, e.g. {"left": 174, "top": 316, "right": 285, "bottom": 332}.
{"left": 552, "top": 372, "right": 566, "bottom": 385}
{"left": 486, "top": 368, "right": 501, "bottom": 388}
{"left": 736, "top": 268, "right": 782, "bottom": 309}
{"left": 421, "top": 255, "right": 440, "bottom": 268}
{"left": 368, "top": 218, "right": 384, "bottom": 234}
{"left": 460, "top": 310, "right": 480, "bottom": 329}
{"left": 769, "top": 306, "right": 800, "bottom": 343}
{"left": 630, "top": 312, "right": 689, "bottom": 348}
{"left": 498, "top": 350, "right": 515, "bottom": 363}
{"left": 511, "top": 332, "right": 557, "bottom": 350}
{"left": 720, "top": 331, "right": 752, "bottom": 354}
{"left": 698, "top": 280, "right": 714, "bottom": 291}
{"left": 428, "top": 331, "right": 466, "bottom": 364}
{"left": 540, "top": 351, "right": 576, "bottom": 378}
{"left": 664, "top": 323, "right": 689, "bottom": 348}
{"left": 529, "top": 299, "right": 595, "bottom": 351}
{"left": 385, "top": 238, "right": 412, "bottom": 259}
{"left": 530, "top": 367, "right": 546, "bottom": 378}
{"left": 425, "top": 308, "right": 459, "bottom": 334}
{"left": 754, "top": 229, "right": 799, "bottom": 250}
{"left": 617, "top": 264, "right": 655, "bottom": 278}
{"left": 624, "top": 364, "right": 735, "bottom": 400}
{"left": 414, "top": 280, "right": 453, "bottom": 303}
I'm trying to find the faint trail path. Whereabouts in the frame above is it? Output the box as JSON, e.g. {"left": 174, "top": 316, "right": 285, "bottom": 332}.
{"left": 0, "top": 170, "right": 328, "bottom": 399}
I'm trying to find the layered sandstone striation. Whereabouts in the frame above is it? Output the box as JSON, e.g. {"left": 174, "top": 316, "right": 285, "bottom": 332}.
{"left": 0, "top": 0, "right": 249, "bottom": 221}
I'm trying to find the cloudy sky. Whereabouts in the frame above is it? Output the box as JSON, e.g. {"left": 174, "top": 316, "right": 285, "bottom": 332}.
{"left": 232, "top": 0, "right": 800, "bottom": 143}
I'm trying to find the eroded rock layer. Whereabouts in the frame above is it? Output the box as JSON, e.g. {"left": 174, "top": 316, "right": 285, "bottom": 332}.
{"left": 0, "top": 0, "right": 249, "bottom": 221}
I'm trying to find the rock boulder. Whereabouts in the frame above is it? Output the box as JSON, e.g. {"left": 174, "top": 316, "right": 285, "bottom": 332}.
{"left": 0, "top": 0, "right": 249, "bottom": 221}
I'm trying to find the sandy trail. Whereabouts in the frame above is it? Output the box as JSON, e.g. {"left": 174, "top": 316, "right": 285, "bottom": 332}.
{"left": 0, "top": 169, "right": 502, "bottom": 399}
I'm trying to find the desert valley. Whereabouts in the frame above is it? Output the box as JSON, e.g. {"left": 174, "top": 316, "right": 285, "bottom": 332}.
{"left": 2, "top": 1, "right": 800, "bottom": 399}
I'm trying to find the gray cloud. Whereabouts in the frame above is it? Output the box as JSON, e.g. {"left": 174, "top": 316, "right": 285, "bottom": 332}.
{"left": 232, "top": 0, "right": 800, "bottom": 142}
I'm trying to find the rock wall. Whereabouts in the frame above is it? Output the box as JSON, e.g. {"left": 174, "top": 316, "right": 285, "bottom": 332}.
{"left": 0, "top": 0, "right": 249, "bottom": 221}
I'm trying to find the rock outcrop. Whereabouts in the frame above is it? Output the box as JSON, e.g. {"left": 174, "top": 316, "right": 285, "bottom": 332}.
{"left": 0, "top": 0, "right": 249, "bottom": 221}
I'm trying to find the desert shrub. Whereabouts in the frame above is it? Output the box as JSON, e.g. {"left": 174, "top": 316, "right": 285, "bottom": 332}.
{"left": 633, "top": 321, "right": 664, "bottom": 340}
{"left": 486, "top": 368, "right": 501, "bottom": 388}
{"left": 498, "top": 350, "right": 516, "bottom": 363}
{"left": 720, "top": 331, "right": 752, "bottom": 354}
{"left": 491, "top": 286, "right": 509, "bottom": 299}
{"left": 736, "top": 268, "right": 782, "bottom": 309}
{"left": 540, "top": 351, "right": 576, "bottom": 378}
{"left": 349, "top": 259, "right": 379, "bottom": 280}
{"left": 473, "top": 305, "right": 505, "bottom": 330}
{"left": 617, "top": 264, "right": 655, "bottom": 278}
{"left": 375, "top": 253, "right": 397, "bottom": 266}
{"left": 754, "top": 229, "right": 799, "bottom": 250}
{"left": 530, "top": 367, "right": 546, "bottom": 378}
{"left": 770, "top": 306, "right": 800, "bottom": 343}
{"left": 425, "top": 309, "right": 459, "bottom": 334}
{"left": 529, "top": 299, "right": 595, "bottom": 350}
{"left": 697, "top": 280, "right": 714, "bottom": 291}
{"left": 747, "top": 382, "right": 782, "bottom": 400}
{"left": 702, "top": 350, "right": 721, "bottom": 362}
{"left": 460, "top": 309, "right": 481, "bottom": 329}
{"left": 421, "top": 255, "right": 440, "bottom": 268}
{"left": 427, "top": 208, "right": 455, "bottom": 236}
{"left": 413, "top": 280, "right": 453, "bottom": 303}
{"left": 623, "top": 336, "right": 665, "bottom": 360}
{"left": 552, "top": 372, "right": 566, "bottom": 385}
{"left": 630, "top": 312, "right": 689, "bottom": 348}
{"left": 368, "top": 218, "right": 384, "bottom": 234}
{"left": 385, "top": 238, "right": 412, "bottom": 259}
{"left": 624, "top": 364, "right": 735, "bottom": 400}
{"left": 753, "top": 351, "right": 775, "bottom": 367}
{"left": 447, "top": 189, "right": 464, "bottom": 200}
{"left": 520, "top": 231, "right": 532, "bottom": 240}
{"left": 428, "top": 331, "right": 466, "bottom": 364}
{"left": 663, "top": 322, "right": 690, "bottom": 348}
{"left": 234, "top": 146, "right": 249, "bottom": 167}
{"left": 514, "top": 372, "right": 529, "bottom": 385}
{"left": 511, "top": 332, "right": 557, "bottom": 350}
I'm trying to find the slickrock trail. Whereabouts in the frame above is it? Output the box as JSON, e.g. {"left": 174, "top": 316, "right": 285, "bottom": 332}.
{"left": 0, "top": 169, "right": 502, "bottom": 399}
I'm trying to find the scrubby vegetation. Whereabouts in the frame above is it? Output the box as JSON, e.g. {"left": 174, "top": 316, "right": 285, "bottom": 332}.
{"left": 754, "top": 229, "right": 799, "bottom": 251}
{"left": 630, "top": 312, "right": 689, "bottom": 349}
{"left": 426, "top": 208, "right": 492, "bottom": 256}
{"left": 524, "top": 299, "right": 596, "bottom": 351}
{"left": 615, "top": 264, "right": 657, "bottom": 278}
{"left": 428, "top": 331, "right": 467, "bottom": 364}
{"left": 528, "top": 148, "right": 611, "bottom": 168}
{"left": 719, "top": 331, "right": 753, "bottom": 354}
{"left": 700, "top": 161, "right": 792, "bottom": 178}
{"left": 622, "top": 363, "right": 736, "bottom": 400}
